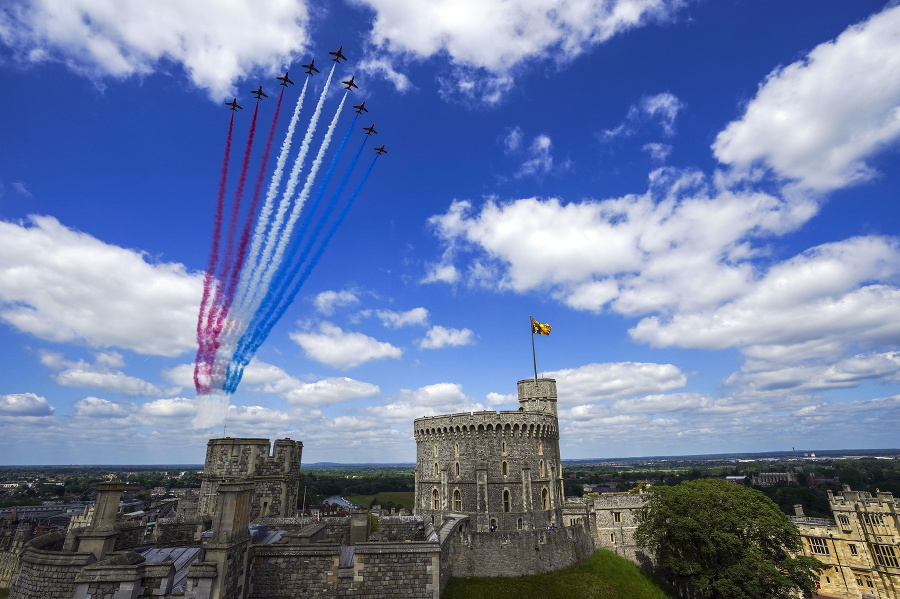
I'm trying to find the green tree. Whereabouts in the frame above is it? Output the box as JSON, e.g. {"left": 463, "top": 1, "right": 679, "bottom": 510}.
{"left": 635, "top": 479, "right": 824, "bottom": 599}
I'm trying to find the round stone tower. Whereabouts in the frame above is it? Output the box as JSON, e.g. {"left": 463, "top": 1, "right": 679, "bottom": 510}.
{"left": 413, "top": 378, "right": 564, "bottom": 532}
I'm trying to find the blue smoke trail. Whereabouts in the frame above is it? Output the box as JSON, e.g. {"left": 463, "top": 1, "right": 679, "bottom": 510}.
{"left": 225, "top": 155, "right": 379, "bottom": 393}
{"left": 225, "top": 115, "right": 359, "bottom": 392}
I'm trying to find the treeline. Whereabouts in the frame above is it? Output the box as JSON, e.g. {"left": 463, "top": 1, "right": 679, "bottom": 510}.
{"left": 300, "top": 472, "right": 415, "bottom": 505}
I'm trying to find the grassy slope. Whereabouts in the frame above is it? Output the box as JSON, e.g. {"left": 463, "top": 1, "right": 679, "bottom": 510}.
{"left": 345, "top": 491, "right": 415, "bottom": 510}
{"left": 443, "top": 549, "right": 677, "bottom": 599}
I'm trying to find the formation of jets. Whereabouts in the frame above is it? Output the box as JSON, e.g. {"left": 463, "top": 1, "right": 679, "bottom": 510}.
{"left": 222, "top": 46, "right": 387, "bottom": 157}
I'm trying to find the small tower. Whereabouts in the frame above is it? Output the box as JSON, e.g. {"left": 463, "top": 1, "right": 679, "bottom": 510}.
{"left": 517, "top": 378, "right": 558, "bottom": 415}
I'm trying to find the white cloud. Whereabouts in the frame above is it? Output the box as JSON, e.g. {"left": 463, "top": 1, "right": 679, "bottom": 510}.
{"left": 41, "top": 350, "right": 166, "bottom": 397}
{"left": 314, "top": 290, "right": 360, "bottom": 315}
{"left": 427, "top": 170, "right": 817, "bottom": 316}
{"left": 602, "top": 92, "right": 685, "bottom": 140}
{"left": 546, "top": 362, "right": 687, "bottom": 405}
{"left": 422, "top": 261, "right": 459, "bottom": 285}
{"left": 289, "top": 322, "right": 402, "bottom": 369}
{"left": 0, "top": 216, "right": 200, "bottom": 357}
{"left": 517, "top": 135, "right": 555, "bottom": 178}
{"left": 713, "top": 5, "right": 900, "bottom": 191}
{"left": 374, "top": 382, "right": 485, "bottom": 423}
{"left": 643, "top": 142, "right": 672, "bottom": 161}
{"left": 357, "top": 57, "right": 413, "bottom": 92}
{"left": 417, "top": 325, "right": 476, "bottom": 349}
{"left": 486, "top": 391, "right": 517, "bottom": 407}
{"left": 376, "top": 307, "right": 429, "bottom": 328}
{"left": 630, "top": 236, "right": 900, "bottom": 357}
{"left": 0, "top": 393, "right": 54, "bottom": 416}
{"left": 0, "top": 0, "right": 311, "bottom": 98}
{"left": 74, "top": 396, "right": 132, "bottom": 418}
{"left": 258, "top": 376, "right": 380, "bottom": 407}
{"left": 503, "top": 126, "right": 523, "bottom": 153}
{"left": 360, "top": 0, "right": 682, "bottom": 102}
{"left": 12, "top": 182, "right": 32, "bottom": 198}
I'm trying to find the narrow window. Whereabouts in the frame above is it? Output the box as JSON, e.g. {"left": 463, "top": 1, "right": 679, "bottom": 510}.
{"left": 541, "top": 487, "right": 549, "bottom": 510}
{"left": 517, "top": 517, "right": 523, "bottom": 530}
{"left": 503, "top": 490, "right": 511, "bottom": 512}
{"left": 453, "top": 489, "right": 461, "bottom": 511}
{"left": 490, "top": 518, "right": 497, "bottom": 531}
{"left": 455, "top": 462, "right": 460, "bottom": 478}
{"left": 613, "top": 512, "right": 621, "bottom": 524}
{"left": 432, "top": 488, "right": 440, "bottom": 510}
{"left": 539, "top": 460, "right": 545, "bottom": 477}
{"left": 455, "top": 443, "right": 459, "bottom": 457}
{"left": 610, "top": 533, "right": 615, "bottom": 543}
{"left": 538, "top": 442, "right": 543, "bottom": 455}
{"left": 433, "top": 462, "right": 439, "bottom": 477}
{"left": 433, "top": 444, "right": 438, "bottom": 457}
{"left": 849, "top": 544, "right": 857, "bottom": 556}
{"left": 502, "top": 461, "right": 508, "bottom": 476}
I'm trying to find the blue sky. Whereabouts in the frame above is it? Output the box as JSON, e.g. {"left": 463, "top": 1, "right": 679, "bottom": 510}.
{"left": 1, "top": 0, "right": 898, "bottom": 464}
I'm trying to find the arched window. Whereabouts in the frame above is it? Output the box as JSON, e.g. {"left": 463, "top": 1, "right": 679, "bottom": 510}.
{"left": 517, "top": 517, "right": 523, "bottom": 530}
{"left": 432, "top": 488, "right": 440, "bottom": 510}
{"left": 455, "top": 462, "right": 460, "bottom": 478}
{"left": 433, "top": 444, "right": 438, "bottom": 458}
{"left": 433, "top": 462, "right": 439, "bottom": 478}
{"left": 501, "top": 441, "right": 507, "bottom": 455}
{"left": 490, "top": 518, "right": 497, "bottom": 531}
{"left": 538, "top": 441, "right": 543, "bottom": 455}
{"left": 539, "top": 460, "right": 545, "bottom": 477}
{"left": 455, "top": 443, "right": 459, "bottom": 457}
{"left": 502, "top": 461, "right": 508, "bottom": 476}
{"left": 503, "top": 489, "right": 511, "bottom": 512}
{"left": 541, "top": 487, "right": 549, "bottom": 510}
{"left": 453, "top": 489, "right": 461, "bottom": 511}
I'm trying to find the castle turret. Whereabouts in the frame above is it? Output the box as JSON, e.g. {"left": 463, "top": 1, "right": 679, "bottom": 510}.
{"left": 413, "top": 378, "right": 564, "bottom": 532}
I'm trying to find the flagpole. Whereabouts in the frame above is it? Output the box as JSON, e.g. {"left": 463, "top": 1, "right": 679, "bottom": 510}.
{"left": 530, "top": 316, "right": 538, "bottom": 384}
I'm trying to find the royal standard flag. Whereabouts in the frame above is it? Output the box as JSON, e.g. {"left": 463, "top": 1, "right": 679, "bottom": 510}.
{"left": 531, "top": 317, "right": 551, "bottom": 335}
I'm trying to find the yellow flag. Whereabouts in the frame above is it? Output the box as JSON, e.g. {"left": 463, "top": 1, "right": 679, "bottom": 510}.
{"left": 531, "top": 317, "right": 551, "bottom": 335}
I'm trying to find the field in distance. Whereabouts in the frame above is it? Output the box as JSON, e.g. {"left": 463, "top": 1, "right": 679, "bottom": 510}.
{"left": 345, "top": 491, "right": 415, "bottom": 510}
{"left": 443, "top": 550, "right": 676, "bottom": 599}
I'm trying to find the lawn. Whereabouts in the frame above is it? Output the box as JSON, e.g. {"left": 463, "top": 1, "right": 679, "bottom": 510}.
{"left": 345, "top": 491, "right": 415, "bottom": 510}
{"left": 443, "top": 549, "right": 677, "bottom": 599}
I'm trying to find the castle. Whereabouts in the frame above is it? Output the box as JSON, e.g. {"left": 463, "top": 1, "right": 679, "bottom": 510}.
{"left": 0, "top": 377, "right": 600, "bottom": 598}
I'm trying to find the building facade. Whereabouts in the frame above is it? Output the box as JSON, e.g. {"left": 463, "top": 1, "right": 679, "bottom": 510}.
{"left": 197, "top": 438, "right": 302, "bottom": 520}
{"left": 795, "top": 485, "right": 900, "bottom": 598}
{"left": 413, "top": 378, "right": 566, "bottom": 532}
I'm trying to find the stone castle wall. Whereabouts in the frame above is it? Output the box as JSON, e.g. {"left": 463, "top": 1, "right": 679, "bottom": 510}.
{"left": 414, "top": 378, "right": 566, "bottom": 532}
{"left": 9, "top": 531, "right": 96, "bottom": 599}
{"left": 247, "top": 542, "right": 441, "bottom": 599}
{"left": 198, "top": 438, "right": 303, "bottom": 520}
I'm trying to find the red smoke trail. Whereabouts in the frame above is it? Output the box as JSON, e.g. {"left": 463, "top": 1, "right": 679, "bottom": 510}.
{"left": 215, "top": 88, "right": 285, "bottom": 337}
{"left": 201, "top": 100, "right": 261, "bottom": 383}
{"left": 194, "top": 113, "right": 234, "bottom": 394}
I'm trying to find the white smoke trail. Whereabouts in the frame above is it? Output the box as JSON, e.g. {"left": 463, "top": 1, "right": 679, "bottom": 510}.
{"left": 212, "top": 81, "right": 311, "bottom": 392}
{"left": 241, "top": 65, "right": 344, "bottom": 333}
{"left": 234, "top": 65, "right": 336, "bottom": 331}
{"left": 244, "top": 92, "right": 349, "bottom": 332}
{"left": 193, "top": 392, "right": 230, "bottom": 430}
{"left": 232, "top": 78, "right": 309, "bottom": 318}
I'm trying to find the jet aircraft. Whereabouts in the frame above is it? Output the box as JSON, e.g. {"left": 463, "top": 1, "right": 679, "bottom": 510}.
{"left": 301, "top": 60, "right": 319, "bottom": 75}
{"left": 329, "top": 46, "right": 347, "bottom": 63}
{"left": 251, "top": 86, "right": 268, "bottom": 100}
{"left": 363, "top": 124, "right": 377, "bottom": 136}
{"left": 226, "top": 98, "right": 243, "bottom": 111}
{"left": 374, "top": 145, "right": 387, "bottom": 155}
{"left": 342, "top": 76, "right": 358, "bottom": 91}
{"left": 353, "top": 101, "right": 368, "bottom": 114}
{"left": 276, "top": 71, "right": 294, "bottom": 86}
